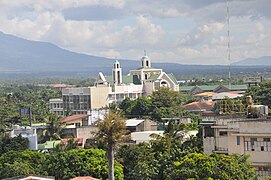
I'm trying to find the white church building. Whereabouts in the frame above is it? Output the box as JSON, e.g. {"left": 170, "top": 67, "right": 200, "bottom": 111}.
{"left": 50, "top": 54, "right": 179, "bottom": 115}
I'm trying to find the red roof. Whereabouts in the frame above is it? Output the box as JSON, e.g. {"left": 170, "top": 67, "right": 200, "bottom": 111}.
{"left": 62, "top": 114, "right": 90, "bottom": 123}
{"left": 53, "top": 84, "right": 75, "bottom": 88}
{"left": 70, "top": 176, "right": 99, "bottom": 180}
{"left": 184, "top": 101, "right": 214, "bottom": 112}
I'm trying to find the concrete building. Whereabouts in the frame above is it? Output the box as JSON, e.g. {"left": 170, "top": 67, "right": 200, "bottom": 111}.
{"left": 49, "top": 54, "right": 179, "bottom": 115}
{"left": 201, "top": 117, "right": 271, "bottom": 179}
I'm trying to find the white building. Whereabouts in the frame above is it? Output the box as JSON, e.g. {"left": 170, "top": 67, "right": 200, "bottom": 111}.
{"left": 49, "top": 54, "right": 179, "bottom": 115}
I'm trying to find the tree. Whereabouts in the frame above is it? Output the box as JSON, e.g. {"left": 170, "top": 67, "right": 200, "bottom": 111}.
{"left": 169, "top": 153, "right": 256, "bottom": 180}
{"left": 95, "top": 110, "right": 127, "bottom": 180}
{"left": 0, "top": 150, "right": 47, "bottom": 178}
{"left": 150, "top": 87, "right": 184, "bottom": 121}
{"left": 0, "top": 135, "right": 29, "bottom": 153}
{"left": 117, "top": 143, "right": 159, "bottom": 180}
{"left": 43, "top": 113, "right": 65, "bottom": 141}
{"left": 246, "top": 81, "right": 271, "bottom": 107}
{"left": 131, "top": 96, "right": 151, "bottom": 117}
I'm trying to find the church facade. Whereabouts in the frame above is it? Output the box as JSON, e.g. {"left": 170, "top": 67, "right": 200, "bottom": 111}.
{"left": 95, "top": 55, "right": 179, "bottom": 106}
{"left": 50, "top": 54, "right": 179, "bottom": 115}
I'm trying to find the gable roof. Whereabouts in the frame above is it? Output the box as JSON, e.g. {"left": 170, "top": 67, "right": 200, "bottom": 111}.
{"left": 167, "top": 73, "right": 178, "bottom": 84}
{"left": 62, "top": 114, "right": 90, "bottom": 123}
{"left": 184, "top": 101, "right": 214, "bottom": 112}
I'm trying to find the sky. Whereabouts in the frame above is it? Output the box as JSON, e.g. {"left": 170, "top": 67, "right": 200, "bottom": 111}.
{"left": 0, "top": 0, "right": 271, "bottom": 65}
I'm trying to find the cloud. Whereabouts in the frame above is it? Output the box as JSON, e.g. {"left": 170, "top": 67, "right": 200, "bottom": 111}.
{"left": 179, "top": 22, "right": 224, "bottom": 46}
{"left": 62, "top": 6, "right": 126, "bottom": 21}
{"left": 0, "top": 0, "right": 271, "bottom": 65}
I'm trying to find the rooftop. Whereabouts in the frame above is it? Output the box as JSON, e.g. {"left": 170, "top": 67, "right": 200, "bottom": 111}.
{"left": 62, "top": 114, "right": 90, "bottom": 123}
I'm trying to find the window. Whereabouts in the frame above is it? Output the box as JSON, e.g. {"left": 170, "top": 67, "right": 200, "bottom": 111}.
{"left": 204, "top": 126, "right": 214, "bottom": 138}
{"left": 237, "top": 136, "right": 240, "bottom": 145}
{"left": 219, "top": 131, "right": 227, "bottom": 136}
{"left": 145, "top": 74, "right": 148, "bottom": 80}
{"left": 264, "top": 138, "right": 270, "bottom": 142}
{"left": 261, "top": 146, "right": 264, "bottom": 151}
{"left": 75, "top": 123, "right": 81, "bottom": 128}
{"left": 146, "top": 60, "right": 149, "bottom": 67}
{"left": 251, "top": 138, "right": 257, "bottom": 145}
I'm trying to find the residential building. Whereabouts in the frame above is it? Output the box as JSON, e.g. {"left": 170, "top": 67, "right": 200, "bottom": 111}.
{"left": 201, "top": 117, "right": 271, "bottom": 179}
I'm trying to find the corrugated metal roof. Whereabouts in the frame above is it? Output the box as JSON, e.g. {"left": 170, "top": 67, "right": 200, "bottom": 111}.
{"left": 126, "top": 119, "right": 144, "bottom": 126}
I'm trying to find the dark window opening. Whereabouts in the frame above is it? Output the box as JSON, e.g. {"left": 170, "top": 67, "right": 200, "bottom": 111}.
{"left": 237, "top": 136, "right": 240, "bottom": 145}
{"left": 219, "top": 131, "right": 227, "bottom": 136}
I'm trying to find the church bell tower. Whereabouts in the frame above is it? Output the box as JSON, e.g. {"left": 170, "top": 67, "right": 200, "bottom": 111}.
{"left": 112, "top": 60, "right": 122, "bottom": 85}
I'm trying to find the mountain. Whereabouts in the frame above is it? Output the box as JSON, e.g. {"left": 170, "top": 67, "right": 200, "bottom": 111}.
{"left": 0, "top": 31, "right": 270, "bottom": 78}
{"left": 233, "top": 56, "right": 271, "bottom": 66}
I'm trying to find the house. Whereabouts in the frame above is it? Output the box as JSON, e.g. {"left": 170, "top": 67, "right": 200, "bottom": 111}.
{"left": 49, "top": 54, "right": 179, "bottom": 115}
{"left": 184, "top": 101, "right": 214, "bottom": 114}
{"left": 61, "top": 114, "right": 90, "bottom": 128}
{"left": 201, "top": 117, "right": 271, "bottom": 179}
{"left": 125, "top": 118, "right": 157, "bottom": 133}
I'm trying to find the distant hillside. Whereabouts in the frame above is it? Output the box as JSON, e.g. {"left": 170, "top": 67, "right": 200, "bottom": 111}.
{"left": 0, "top": 31, "right": 270, "bottom": 78}
{"left": 233, "top": 56, "right": 271, "bottom": 66}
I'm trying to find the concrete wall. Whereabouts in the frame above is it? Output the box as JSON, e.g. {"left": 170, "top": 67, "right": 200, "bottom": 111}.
{"left": 76, "top": 126, "right": 98, "bottom": 145}
{"left": 203, "top": 137, "right": 215, "bottom": 155}
{"left": 90, "top": 86, "right": 111, "bottom": 109}
{"left": 144, "top": 81, "right": 154, "bottom": 96}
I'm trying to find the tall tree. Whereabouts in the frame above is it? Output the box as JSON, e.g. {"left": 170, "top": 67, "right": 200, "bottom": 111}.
{"left": 44, "top": 113, "right": 65, "bottom": 141}
{"left": 95, "top": 110, "right": 127, "bottom": 180}
{"left": 150, "top": 87, "right": 183, "bottom": 121}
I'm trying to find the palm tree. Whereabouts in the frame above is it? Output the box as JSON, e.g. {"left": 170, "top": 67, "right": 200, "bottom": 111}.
{"left": 44, "top": 113, "right": 65, "bottom": 141}
{"left": 94, "top": 110, "right": 127, "bottom": 180}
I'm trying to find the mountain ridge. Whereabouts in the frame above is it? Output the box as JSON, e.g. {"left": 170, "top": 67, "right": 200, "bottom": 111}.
{"left": 0, "top": 31, "right": 270, "bottom": 77}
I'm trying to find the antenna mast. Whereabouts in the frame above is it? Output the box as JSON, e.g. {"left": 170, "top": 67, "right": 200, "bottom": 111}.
{"left": 227, "top": 0, "right": 231, "bottom": 88}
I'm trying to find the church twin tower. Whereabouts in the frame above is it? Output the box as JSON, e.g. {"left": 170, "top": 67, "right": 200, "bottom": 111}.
{"left": 112, "top": 53, "right": 151, "bottom": 85}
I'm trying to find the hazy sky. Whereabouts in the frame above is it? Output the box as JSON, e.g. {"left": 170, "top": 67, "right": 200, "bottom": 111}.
{"left": 0, "top": 0, "right": 270, "bottom": 65}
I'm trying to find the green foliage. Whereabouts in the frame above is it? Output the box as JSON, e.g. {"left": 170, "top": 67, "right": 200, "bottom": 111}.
{"left": 0, "top": 150, "right": 47, "bottom": 178}
{"left": 44, "top": 149, "right": 123, "bottom": 180}
{"left": 119, "top": 88, "right": 184, "bottom": 121}
{"left": 43, "top": 113, "right": 65, "bottom": 141}
{"left": 0, "top": 149, "right": 124, "bottom": 180}
{"left": 169, "top": 153, "right": 256, "bottom": 180}
{"left": 246, "top": 81, "right": 271, "bottom": 107}
{"left": 0, "top": 135, "right": 29, "bottom": 153}
{"left": 117, "top": 144, "right": 159, "bottom": 180}
{"left": 0, "top": 95, "right": 20, "bottom": 137}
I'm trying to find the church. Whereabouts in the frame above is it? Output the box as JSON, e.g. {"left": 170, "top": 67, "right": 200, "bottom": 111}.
{"left": 94, "top": 54, "right": 179, "bottom": 106}
{"left": 49, "top": 54, "right": 179, "bottom": 115}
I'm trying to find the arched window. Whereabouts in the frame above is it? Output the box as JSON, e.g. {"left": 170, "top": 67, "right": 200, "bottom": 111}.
{"left": 161, "top": 81, "right": 168, "bottom": 87}
{"left": 145, "top": 74, "right": 148, "bottom": 80}
{"left": 146, "top": 60, "right": 149, "bottom": 67}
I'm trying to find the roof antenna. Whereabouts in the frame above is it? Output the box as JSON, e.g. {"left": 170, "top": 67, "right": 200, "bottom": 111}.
{"left": 227, "top": 0, "right": 231, "bottom": 89}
